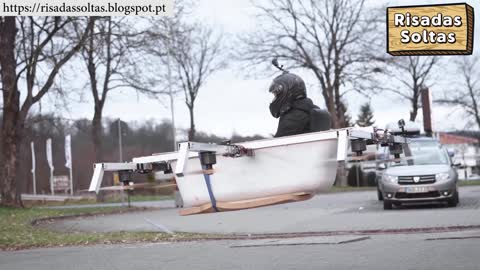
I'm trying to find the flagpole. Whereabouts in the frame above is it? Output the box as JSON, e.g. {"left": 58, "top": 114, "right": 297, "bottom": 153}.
{"left": 69, "top": 167, "right": 73, "bottom": 196}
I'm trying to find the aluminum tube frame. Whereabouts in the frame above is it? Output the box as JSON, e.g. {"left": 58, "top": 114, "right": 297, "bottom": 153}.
{"left": 88, "top": 127, "right": 406, "bottom": 193}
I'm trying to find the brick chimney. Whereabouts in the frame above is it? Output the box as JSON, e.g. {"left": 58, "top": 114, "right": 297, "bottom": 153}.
{"left": 421, "top": 88, "right": 433, "bottom": 137}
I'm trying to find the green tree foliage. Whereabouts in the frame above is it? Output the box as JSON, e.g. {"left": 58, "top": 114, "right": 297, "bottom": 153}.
{"left": 339, "top": 100, "right": 353, "bottom": 127}
{"left": 356, "top": 103, "right": 375, "bottom": 127}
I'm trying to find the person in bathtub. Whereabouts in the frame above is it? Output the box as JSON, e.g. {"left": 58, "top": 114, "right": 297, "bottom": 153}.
{"left": 269, "top": 72, "right": 331, "bottom": 137}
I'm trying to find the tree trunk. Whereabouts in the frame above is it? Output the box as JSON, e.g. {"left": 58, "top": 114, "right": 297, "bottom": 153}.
{"left": 91, "top": 107, "right": 103, "bottom": 162}
{"left": 329, "top": 106, "right": 339, "bottom": 128}
{"left": 468, "top": 86, "right": 480, "bottom": 129}
{"left": 91, "top": 107, "right": 106, "bottom": 202}
{"left": 336, "top": 105, "right": 347, "bottom": 128}
{"left": 188, "top": 105, "right": 195, "bottom": 141}
{"left": 0, "top": 17, "right": 22, "bottom": 207}
{"left": 1, "top": 114, "right": 20, "bottom": 206}
{"left": 333, "top": 64, "right": 344, "bottom": 128}
{"left": 324, "top": 88, "right": 338, "bottom": 129}
{"left": 410, "top": 98, "right": 419, "bottom": 122}
{"left": 334, "top": 92, "right": 347, "bottom": 128}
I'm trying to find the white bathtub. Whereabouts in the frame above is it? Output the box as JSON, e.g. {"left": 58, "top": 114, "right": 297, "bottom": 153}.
{"left": 171, "top": 130, "right": 341, "bottom": 207}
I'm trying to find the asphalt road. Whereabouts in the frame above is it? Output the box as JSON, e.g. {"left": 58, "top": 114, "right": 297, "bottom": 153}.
{"left": 3, "top": 186, "right": 480, "bottom": 269}
{"left": 43, "top": 186, "right": 480, "bottom": 234}
{"left": 2, "top": 232, "right": 480, "bottom": 270}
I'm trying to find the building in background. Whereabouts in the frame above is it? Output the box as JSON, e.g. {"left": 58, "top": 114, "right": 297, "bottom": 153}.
{"left": 437, "top": 132, "right": 480, "bottom": 180}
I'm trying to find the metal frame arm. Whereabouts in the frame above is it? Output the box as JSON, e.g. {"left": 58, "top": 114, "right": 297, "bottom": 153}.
{"left": 89, "top": 126, "right": 408, "bottom": 193}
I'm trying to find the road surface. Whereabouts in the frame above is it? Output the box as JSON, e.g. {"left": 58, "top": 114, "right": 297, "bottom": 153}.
{"left": 3, "top": 186, "right": 480, "bottom": 269}
{"left": 1, "top": 232, "right": 479, "bottom": 270}
{"left": 43, "top": 186, "right": 480, "bottom": 234}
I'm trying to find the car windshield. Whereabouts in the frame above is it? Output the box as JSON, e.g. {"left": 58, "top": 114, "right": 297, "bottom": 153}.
{"left": 389, "top": 142, "right": 449, "bottom": 166}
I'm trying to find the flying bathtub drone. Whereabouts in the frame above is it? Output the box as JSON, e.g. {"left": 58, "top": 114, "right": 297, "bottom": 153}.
{"left": 89, "top": 59, "right": 408, "bottom": 215}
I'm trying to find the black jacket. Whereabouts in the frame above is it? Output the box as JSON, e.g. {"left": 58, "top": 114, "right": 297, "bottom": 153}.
{"left": 274, "top": 98, "right": 318, "bottom": 137}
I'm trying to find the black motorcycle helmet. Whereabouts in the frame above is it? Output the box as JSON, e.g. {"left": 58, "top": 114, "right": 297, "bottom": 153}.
{"left": 269, "top": 72, "right": 307, "bottom": 118}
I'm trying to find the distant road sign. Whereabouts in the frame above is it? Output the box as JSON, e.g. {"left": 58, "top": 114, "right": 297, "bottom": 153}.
{"left": 54, "top": 175, "right": 70, "bottom": 191}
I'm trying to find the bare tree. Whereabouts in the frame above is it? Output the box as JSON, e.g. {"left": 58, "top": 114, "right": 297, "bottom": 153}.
{"left": 162, "top": 23, "right": 225, "bottom": 140}
{"left": 381, "top": 56, "right": 439, "bottom": 122}
{"left": 436, "top": 57, "right": 480, "bottom": 129}
{"left": 123, "top": 16, "right": 185, "bottom": 104}
{"left": 120, "top": 2, "right": 224, "bottom": 142}
{"left": 74, "top": 17, "right": 147, "bottom": 162}
{"left": 241, "top": 0, "right": 380, "bottom": 128}
{"left": 0, "top": 17, "right": 92, "bottom": 207}
{"left": 123, "top": 3, "right": 189, "bottom": 97}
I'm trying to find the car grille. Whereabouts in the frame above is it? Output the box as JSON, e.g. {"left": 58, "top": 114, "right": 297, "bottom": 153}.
{"left": 397, "top": 175, "right": 436, "bottom": 185}
{"left": 395, "top": 191, "right": 441, "bottom": 199}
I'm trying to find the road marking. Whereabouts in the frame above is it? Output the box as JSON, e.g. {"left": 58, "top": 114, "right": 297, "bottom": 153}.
{"left": 143, "top": 218, "right": 175, "bottom": 235}
{"left": 425, "top": 236, "right": 480, "bottom": 241}
{"left": 230, "top": 236, "right": 370, "bottom": 248}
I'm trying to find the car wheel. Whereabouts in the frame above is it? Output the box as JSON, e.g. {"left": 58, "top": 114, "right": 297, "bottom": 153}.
{"left": 447, "top": 190, "right": 459, "bottom": 207}
{"left": 383, "top": 200, "right": 393, "bottom": 210}
{"left": 377, "top": 187, "right": 384, "bottom": 201}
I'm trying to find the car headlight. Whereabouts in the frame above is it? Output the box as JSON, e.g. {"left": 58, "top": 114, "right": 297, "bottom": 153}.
{"left": 436, "top": 172, "right": 450, "bottom": 182}
{"left": 383, "top": 174, "right": 398, "bottom": 183}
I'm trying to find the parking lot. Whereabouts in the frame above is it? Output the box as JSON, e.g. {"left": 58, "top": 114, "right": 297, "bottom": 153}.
{"left": 2, "top": 185, "right": 479, "bottom": 270}
{"left": 44, "top": 185, "right": 480, "bottom": 235}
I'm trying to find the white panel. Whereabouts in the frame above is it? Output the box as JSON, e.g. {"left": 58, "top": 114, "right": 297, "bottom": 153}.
{"left": 175, "top": 142, "right": 190, "bottom": 177}
{"left": 336, "top": 130, "right": 349, "bottom": 161}
{"left": 89, "top": 164, "right": 105, "bottom": 193}
{"left": 30, "top": 142, "right": 36, "bottom": 172}
{"left": 65, "top": 134, "right": 72, "bottom": 169}
{"left": 46, "top": 138, "right": 53, "bottom": 170}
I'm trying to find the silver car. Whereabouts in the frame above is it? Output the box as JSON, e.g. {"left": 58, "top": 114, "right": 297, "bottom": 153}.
{"left": 377, "top": 137, "right": 459, "bottom": 210}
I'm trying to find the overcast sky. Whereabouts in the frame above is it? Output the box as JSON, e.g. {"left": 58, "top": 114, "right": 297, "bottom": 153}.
{"left": 37, "top": 0, "right": 480, "bottom": 138}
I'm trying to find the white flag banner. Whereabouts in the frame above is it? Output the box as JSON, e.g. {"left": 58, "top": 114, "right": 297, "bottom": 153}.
{"left": 46, "top": 138, "right": 54, "bottom": 170}
{"left": 65, "top": 134, "right": 72, "bottom": 169}
{"left": 30, "top": 141, "right": 35, "bottom": 173}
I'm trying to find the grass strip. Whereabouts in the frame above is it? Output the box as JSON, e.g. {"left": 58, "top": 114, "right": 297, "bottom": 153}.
{"left": 0, "top": 206, "right": 201, "bottom": 251}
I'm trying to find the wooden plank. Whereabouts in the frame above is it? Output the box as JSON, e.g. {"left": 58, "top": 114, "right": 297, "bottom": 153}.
{"left": 179, "top": 192, "right": 314, "bottom": 216}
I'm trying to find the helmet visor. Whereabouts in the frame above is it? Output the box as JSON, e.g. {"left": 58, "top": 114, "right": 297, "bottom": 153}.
{"left": 269, "top": 82, "right": 284, "bottom": 100}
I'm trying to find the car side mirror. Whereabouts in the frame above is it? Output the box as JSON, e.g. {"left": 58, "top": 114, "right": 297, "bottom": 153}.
{"left": 447, "top": 150, "right": 455, "bottom": 158}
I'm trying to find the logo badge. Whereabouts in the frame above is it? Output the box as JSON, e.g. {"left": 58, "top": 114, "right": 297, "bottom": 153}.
{"left": 387, "top": 3, "right": 474, "bottom": 56}
{"left": 413, "top": 176, "right": 420, "bottom": 183}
